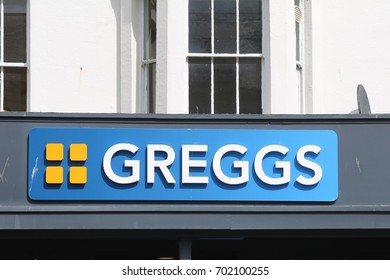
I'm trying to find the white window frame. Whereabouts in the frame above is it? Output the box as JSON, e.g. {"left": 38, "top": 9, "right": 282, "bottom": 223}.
{"left": 187, "top": 0, "right": 263, "bottom": 114}
{"left": 295, "top": 0, "right": 304, "bottom": 113}
{"left": 262, "top": 0, "right": 299, "bottom": 114}
{"left": 0, "top": 0, "right": 28, "bottom": 112}
{"left": 301, "top": 0, "right": 313, "bottom": 114}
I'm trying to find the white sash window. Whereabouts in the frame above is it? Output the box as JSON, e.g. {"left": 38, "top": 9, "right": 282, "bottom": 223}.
{"left": 0, "top": 0, "right": 27, "bottom": 112}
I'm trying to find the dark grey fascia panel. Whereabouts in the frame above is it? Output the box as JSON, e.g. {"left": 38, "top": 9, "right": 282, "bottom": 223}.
{"left": 1, "top": 112, "right": 390, "bottom": 230}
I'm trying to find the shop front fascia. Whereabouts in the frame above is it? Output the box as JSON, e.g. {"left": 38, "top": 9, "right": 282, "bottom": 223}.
{"left": 0, "top": 113, "right": 388, "bottom": 232}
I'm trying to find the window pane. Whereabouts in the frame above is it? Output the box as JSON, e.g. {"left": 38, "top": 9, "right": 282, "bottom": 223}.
{"left": 189, "top": 0, "right": 211, "bottom": 53}
{"left": 144, "top": 0, "right": 156, "bottom": 113}
{"left": 4, "top": 0, "right": 26, "bottom": 62}
{"left": 239, "top": 58, "right": 261, "bottom": 114}
{"left": 214, "top": 58, "right": 236, "bottom": 114}
{"left": 144, "top": 0, "right": 156, "bottom": 60}
{"left": 4, "top": 67, "right": 27, "bottom": 111}
{"left": 214, "top": 0, "right": 236, "bottom": 54}
{"left": 147, "top": 63, "right": 156, "bottom": 113}
{"left": 239, "top": 0, "right": 262, "bottom": 54}
{"left": 189, "top": 58, "right": 211, "bottom": 113}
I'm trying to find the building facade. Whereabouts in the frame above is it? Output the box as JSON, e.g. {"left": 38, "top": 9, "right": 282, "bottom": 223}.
{"left": 1, "top": 0, "right": 390, "bottom": 259}
{"left": 2, "top": 0, "right": 390, "bottom": 114}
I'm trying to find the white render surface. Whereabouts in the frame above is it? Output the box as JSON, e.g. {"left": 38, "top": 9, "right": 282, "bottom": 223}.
{"left": 29, "top": 0, "right": 119, "bottom": 113}
{"left": 310, "top": 0, "right": 390, "bottom": 114}
{"left": 27, "top": 0, "right": 390, "bottom": 114}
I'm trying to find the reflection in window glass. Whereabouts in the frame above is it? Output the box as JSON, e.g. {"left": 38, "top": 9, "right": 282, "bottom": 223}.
{"left": 240, "top": 0, "right": 262, "bottom": 54}
{"left": 4, "top": 0, "right": 26, "bottom": 63}
{"left": 214, "top": 0, "right": 236, "bottom": 54}
{"left": 189, "top": 58, "right": 211, "bottom": 114}
{"left": 189, "top": 0, "right": 211, "bottom": 53}
{"left": 145, "top": 0, "right": 156, "bottom": 61}
{"left": 148, "top": 63, "right": 156, "bottom": 113}
{"left": 144, "top": 0, "right": 156, "bottom": 113}
{"left": 1, "top": 0, "right": 27, "bottom": 112}
{"left": 4, "top": 67, "right": 27, "bottom": 111}
{"left": 214, "top": 58, "right": 236, "bottom": 114}
{"left": 239, "top": 59, "right": 261, "bottom": 114}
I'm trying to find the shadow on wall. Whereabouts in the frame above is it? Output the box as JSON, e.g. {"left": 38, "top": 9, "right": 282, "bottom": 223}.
{"left": 350, "top": 85, "right": 371, "bottom": 114}
{"left": 110, "top": 0, "right": 132, "bottom": 25}
{"left": 110, "top": 0, "right": 138, "bottom": 112}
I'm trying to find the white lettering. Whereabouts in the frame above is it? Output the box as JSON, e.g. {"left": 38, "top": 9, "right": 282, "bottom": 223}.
{"left": 103, "top": 143, "right": 140, "bottom": 184}
{"left": 102, "top": 143, "right": 324, "bottom": 187}
{"left": 296, "top": 145, "right": 323, "bottom": 185}
{"left": 147, "top": 145, "right": 176, "bottom": 184}
{"left": 182, "top": 145, "right": 208, "bottom": 184}
{"left": 254, "top": 145, "right": 290, "bottom": 185}
{"left": 213, "top": 144, "right": 249, "bottom": 185}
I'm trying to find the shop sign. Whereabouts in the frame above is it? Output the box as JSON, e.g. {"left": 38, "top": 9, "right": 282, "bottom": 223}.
{"left": 28, "top": 128, "right": 338, "bottom": 202}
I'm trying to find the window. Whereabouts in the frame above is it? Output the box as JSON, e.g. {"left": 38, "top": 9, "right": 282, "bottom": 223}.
{"left": 188, "top": 0, "right": 262, "bottom": 114}
{"left": 143, "top": 0, "right": 156, "bottom": 113}
{"left": 0, "top": 0, "right": 27, "bottom": 112}
{"left": 142, "top": 0, "right": 301, "bottom": 114}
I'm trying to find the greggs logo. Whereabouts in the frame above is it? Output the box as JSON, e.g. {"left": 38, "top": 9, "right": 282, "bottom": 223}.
{"left": 28, "top": 128, "right": 338, "bottom": 202}
{"left": 45, "top": 143, "right": 87, "bottom": 185}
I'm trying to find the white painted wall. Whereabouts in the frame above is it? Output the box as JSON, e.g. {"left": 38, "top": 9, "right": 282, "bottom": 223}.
{"left": 29, "top": 0, "right": 119, "bottom": 113}
{"left": 119, "top": 0, "right": 139, "bottom": 114}
{"left": 310, "top": 0, "right": 390, "bottom": 114}
{"left": 27, "top": 0, "right": 390, "bottom": 114}
{"left": 156, "top": 0, "right": 188, "bottom": 114}
{"left": 264, "top": 0, "right": 299, "bottom": 114}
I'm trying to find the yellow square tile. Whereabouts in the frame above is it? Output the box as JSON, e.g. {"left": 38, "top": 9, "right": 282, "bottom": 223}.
{"left": 46, "top": 166, "right": 63, "bottom": 184}
{"left": 69, "top": 166, "right": 87, "bottom": 184}
{"left": 46, "top": 143, "right": 64, "bottom": 161}
{"left": 70, "top": 144, "right": 87, "bottom": 161}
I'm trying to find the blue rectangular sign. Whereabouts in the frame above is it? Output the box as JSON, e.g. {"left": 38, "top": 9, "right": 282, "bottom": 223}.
{"left": 28, "top": 128, "right": 338, "bottom": 202}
